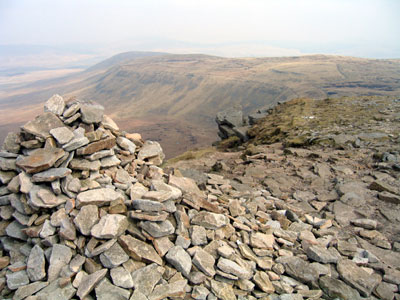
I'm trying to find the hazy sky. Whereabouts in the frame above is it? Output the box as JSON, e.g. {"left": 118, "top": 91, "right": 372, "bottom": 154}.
{"left": 1, "top": 0, "right": 399, "bottom": 58}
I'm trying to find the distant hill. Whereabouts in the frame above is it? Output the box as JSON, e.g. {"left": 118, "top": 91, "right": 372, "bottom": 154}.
{"left": 1, "top": 52, "right": 400, "bottom": 157}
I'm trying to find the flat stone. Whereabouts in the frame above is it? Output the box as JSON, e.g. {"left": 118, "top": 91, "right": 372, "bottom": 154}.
{"left": 35, "top": 278, "right": 76, "bottom": 300}
{"left": 69, "top": 254, "right": 86, "bottom": 273}
{"left": 39, "top": 219, "right": 56, "bottom": 238}
{"left": 80, "top": 103, "right": 104, "bottom": 124}
{"left": 191, "top": 211, "right": 229, "bottom": 229}
{"left": 59, "top": 217, "right": 76, "bottom": 240}
{"left": 87, "top": 148, "right": 114, "bottom": 161}
{"left": 153, "top": 236, "right": 174, "bottom": 257}
{"left": 129, "top": 211, "right": 169, "bottom": 221}
{"left": 17, "top": 148, "right": 65, "bottom": 174}
{"left": 89, "top": 239, "right": 117, "bottom": 257}
{"left": 77, "top": 268, "right": 107, "bottom": 299}
{"left": 132, "top": 199, "right": 165, "bottom": 212}
{"left": 151, "top": 179, "right": 182, "bottom": 200}
{"left": 337, "top": 259, "right": 381, "bottom": 297}
{"left": 48, "top": 244, "right": 73, "bottom": 282}
{"left": 378, "top": 191, "right": 400, "bottom": 204}
{"left": 374, "top": 282, "right": 395, "bottom": 300}
{"left": 131, "top": 263, "right": 165, "bottom": 296}
{"left": 14, "top": 281, "right": 48, "bottom": 300}
{"left": 0, "top": 157, "right": 17, "bottom": 171}
{"left": 27, "top": 244, "right": 46, "bottom": 281}
{"left": 148, "top": 279, "right": 187, "bottom": 300}
{"left": 191, "top": 248, "right": 216, "bottom": 277}
{"left": 63, "top": 102, "right": 80, "bottom": 117}
{"left": 76, "top": 188, "right": 123, "bottom": 208}
{"left": 3, "top": 132, "right": 21, "bottom": 153}
{"left": 351, "top": 218, "right": 378, "bottom": 229}
{"left": 19, "top": 172, "right": 33, "bottom": 193}
{"left": 6, "top": 270, "right": 29, "bottom": 290}
{"left": 139, "top": 220, "right": 174, "bottom": 238}
{"left": 63, "top": 136, "right": 89, "bottom": 152}
{"left": 102, "top": 115, "right": 119, "bottom": 131}
{"left": 64, "top": 112, "right": 81, "bottom": 124}
{"left": 44, "top": 94, "right": 65, "bottom": 115}
{"left": 6, "top": 220, "right": 28, "bottom": 240}
{"left": 50, "top": 127, "right": 74, "bottom": 145}
{"left": 74, "top": 204, "right": 99, "bottom": 235}
{"left": 217, "top": 257, "right": 252, "bottom": 279}
{"left": 69, "top": 158, "right": 101, "bottom": 171}
{"left": 91, "top": 214, "right": 128, "bottom": 239}
{"left": 169, "top": 175, "right": 203, "bottom": 197}
{"left": 76, "top": 136, "right": 116, "bottom": 155}
{"left": 210, "top": 280, "right": 236, "bottom": 300}
{"left": 0, "top": 170, "right": 16, "bottom": 183}
{"left": 319, "top": 275, "right": 361, "bottom": 300}
{"left": 250, "top": 232, "right": 275, "bottom": 249}
{"left": 110, "top": 266, "right": 133, "bottom": 289}
{"left": 253, "top": 271, "right": 275, "bottom": 293}
{"left": 95, "top": 278, "right": 130, "bottom": 300}
{"left": 369, "top": 180, "right": 398, "bottom": 194}
{"left": 100, "top": 155, "right": 121, "bottom": 167}
{"left": 192, "top": 285, "right": 210, "bottom": 300}
{"left": 165, "top": 246, "right": 192, "bottom": 277}
{"left": 100, "top": 242, "right": 129, "bottom": 268}
{"left": 22, "top": 112, "right": 65, "bottom": 139}
{"left": 191, "top": 225, "right": 208, "bottom": 246}
{"left": 116, "top": 137, "right": 136, "bottom": 154}
{"left": 31, "top": 167, "right": 71, "bottom": 182}
{"left": 29, "top": 184, "right": 68, "bottom": 208}
{"left": 306, "top": 245, "right": 341, "bottom": 264}
{"left": 119, "top": 234, "right": 163, "bottom": 265}
{"left": 138, "top": 141, "right": 164, "bottom": 162}
{"left": 277, "top": 256, "right": 320, "bottom": 285}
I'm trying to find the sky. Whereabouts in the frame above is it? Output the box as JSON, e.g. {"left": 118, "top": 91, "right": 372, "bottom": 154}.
{"left": 1, "top": 0, "right": 400, "bottom": 58}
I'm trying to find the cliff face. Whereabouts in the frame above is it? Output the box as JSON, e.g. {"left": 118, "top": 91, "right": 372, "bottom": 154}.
{"left": 1, "top": 94, "right": 400, "bottom": 299}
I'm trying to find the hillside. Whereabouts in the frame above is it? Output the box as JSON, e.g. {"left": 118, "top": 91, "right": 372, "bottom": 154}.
{"left": 1, "top": 52, "right": 400, "bottom": 157}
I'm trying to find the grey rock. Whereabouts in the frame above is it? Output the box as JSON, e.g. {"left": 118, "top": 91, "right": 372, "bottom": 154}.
{"left": 319, "top": 275, "right": 361, "bottom": 300}
{"left": 80, "top": 103, "right": 104, "bottom": 124}
{"left": 19, "top": 172, "right": 33, "bottom": 193}
{"left": 102, "top": 115, "right": 120, "bottom": 131}
{"left": 337, "top": 259, "right": 381, "bottom": 297}
{"left": 119, "top": 235, "right": 163, "bottom": 265}
{"left": 89, "top": 239, "right": 117, "bottom": 257}
{"left": 63, "top": 102, "right": 81, "bottom": 117}
{"left": 91, "top": 214, "right": 128, "bottom": 239}
{"left": 29, "top": 184, "right": 68, "bottom": 208}
{"left": 148, "top": 279, "right": 187, "bottom": 300}
{"left": 44, "top": 94, "right": 65, "bottom": 115}
{"left": 137, "top": 141, "right": 165, "bottom": 163}
{"left": 210, "top": 280, "right": 236, "bottom": 300}
{"left": 87, "top": 149, "right": 114, "bottom": 161}
{"left": 110, "top": 266, "right": 133, "bottom": 288}
{"left": 31, "top": 167, "right": 71, "bottom": 182}
{"left": 48, "top": 244, "right": 73, "bottom": 282}
{"left": 191, "top": 225, "right": 208, "bottom": 246}
{"left": 69, "top": 254, "right": 86, "bottom": 273}
{"left": 139, "top": 220, "right": 174, "bottom": 238}
{"left": 131, "top": 263, "right": 165, "bottom": 296}
{"left": 216, "top": 106, "right": 244, "bottom": 127}
{"left": 3, "top": 132, "right": 21, "bottom": 153}
{"left": 74, "top": 205, "right": 99, "bottom": 235}
{"left": 27, "top": 244, "right": 46, "bottom": 281}
{"left": 191, "top": 211, "right": 229, "bottom": 229}
{"left": 306, "top": 245, "right": 341, "bottom": 264}
{"left": 132, "top": 199, "right": 165, "bottom": 212}
{"left": 6, "top": 220, "right": 27, "bottom": 241}
{"left": 69, "top": 158, "right": 101, "bottom": 171}
{"left": 17, "top": 147, "right": 65, "bottom": 174}
{"left": 217, "top": 257, "right": 252, "bottom": 280}
{"left": 351, "top": 218, "right": 378, "bottom": 229}
{"left": 100, "top": 155, "right": 121, "bottom": 167}
{"left": 22, "top": 112, "right": 65, "bottom": 139}
{"left": 192, "top": 248, "right": 216, "bottom": 277}
{"left": 14, "top": 281, "right": 48, "bottom": 300}
{"left": 39, "top": 219, "right": 56, "bottom": 238}
{"left": 253, "top": 271, "right": 275, "bottom": 293}
{"left": 77, "top": 268, "right": 107, "bottom": 299}
{"left": 192, "top": 286, "right": 210, "bottom": 300}
{"left": 277, "top": 256, "right": 320, "bottom": 285}
{"left": 0, "top": 157, "right": 17, "bottom": 171}
{"left": 35, "top": 278, "right": 76, "bottom": 300}
{"left": 100, "top": 242, "right": 129, "bottom": 268}
{"left": 374, "top": 282, "right": 395, "bottom": 300}
{"left": 63, "top": 136, "right": 90, "bottom": 152}
{"left": 165, "top": 246, "right": 192, "bottom": 277}
{"left": 95, "top": 278, "right": 131, "bottom": 300}
{"left": 76, "top": 188, "right": 123, "bottom": 208}
{"left": 117, "top": 137, "right": 136, "bottom": 154}
{"left": 0, "top": 170, "right": 17, "bottom": 184}
{"left": 59, "top": 217, "right": 76, "bottom": 240}
{"left": 50, "top": 127, "right": 74, "bottom": 145}
{"left": 6, "top": 270, "right": 29, "bottom": 290}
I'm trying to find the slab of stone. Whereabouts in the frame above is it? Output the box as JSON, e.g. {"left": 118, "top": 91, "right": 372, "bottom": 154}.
{"left": 190, "top": 225, "right": 208, "bottom": 246}
{"left": 87, "top": 149, "right": 114, "bottom": 161}
{"left": 151, "top": 179, "right": 182, "bottom": 200}
{"left": 210, "top": 280, "right": 236, "bottom": 300}
{"left": 3, "top": 132, "right": 21, "bottom": 153}
{"left": 64, "top": 112, "right": 81, "bottom": 124}
{"left": 100, "top": 155, "right": 121, "bottom": 168}
{"left": 319, "top": 275, "right": 361, "bottom": 300}
{"left": 119, "top": 235, "right": 163, "bottom": 265}
{"left": 19, "top": 172, "right": 33, "bottom": 193}
{"left": 27, "top": 244, "right": 46, "bottom": 281}
{"left": 76, "top": 136, "right": 116, "bottom": 155}
{"left": 35, "top": 278, "right": 76, "bottom": 300}
{"left": 169, "top": 175, "right": 203, "bottom": 197}
{"left": 31, "top": 167, "right": 71, "bottom": 182}
{"left": 63, "top": 102, "right": 80, "bottom": 117}
{"left": 17, "top": 148, "right": 65, "bottom": 174}
{"left": 110, "top": 266, "right": 133, "bottom": 288}
{"left": 44, "top": 94, "right": 65, "bottom": 115}
{"left": 29, "top": 184, "right": 68, "bottom": 208}
{"left": 91, "top": 214, "right": 128, "bottom": 239}
{"left": 77, "top": 268, "right": 107, "bottom": 299}
{"left": 39, "top": 219, "right": 56, "bottom": 238}
{"left": 131, "top": 263, "right": 165, "bottom": 296}
{"left": 138, "top": 141, "right": 164, "bottom": 162}
{"left": 217, "top": 257, "right": 252, "bottom": 280}
{"left": 369, "top": 180, "right": 398, "bottom": 194}
{"left": 89, "top": 239, "right": 117, "bottom": 257}
{"left": 69, "top": 254, "right": 86, "bottom": 273}
{"left": 116, "top": 137, "right": 136, "bottom": 154}
{"left": 253, "top": 271, "right": 275, "bottom": 293}
{"left": 102, "top": 115, "right": 119, "bottom": 131}
{"left": 95, "top": 278, "right": 131, "bottom": 300}
{"left": 165, "top": 246, "right": 192, "bottom": 277}
{"left": 378, "top": 191, "right": 400, "bottom": 204}
{"left": 153, "top": 236, "right": 174, "bottom": 257}
{"left": 0, "top": 170, "right": 16, "bottom": 183}
{"left": 148, "top": 279, "right": 187, "bottom": 300}
{"left": 80, "top": 103, "right": 104, "bottom": 124}
{"left": 6, "top": 270, "right": 29, "bottom": 290}
{"left": 22, "top": 112, "right": 65, "bottom": 139}
{"left": 132, "top": 199, "right": 164, "bottom": 212}
{"left": 74, "top": 204, "right": 99, "bottom": 235}
{"left": 14, "top": 281, "right": 48, "bottom": 300}
{"left": 306, "top": 245, "right": 341, "bottom": 264}
{"left": 6, "top": 220, "right": 27, "bottom": 240}
{"left": 99, "top": 242, "right": 129, "bottom": 268}
{"left": 50, "top": 127, "right": 74, "bottom": 145}
{"left": 0, "top": 157, "right": 17, "bottom": 171}
{"left": 69, "top": 158, "right": 101, "bottom": 171}
{"left": 139, "top": 220, "right": 174, "bottom": 238}
{"left": 129, "top": 211, "right": 169, "bottom": 222}
{"left": 76, "top": 188, "right": 123, "bottom": 208}
{"left": 250, "top": 232, "right": 275, "bottom": 249}
{"left": 191, "top": 211, "right": 229, "bottom": 229}
{"left": 48, "top": 244, "right": 73, "bottom": 282}
{"left": 62, "top": 136, "right": 89, "bottom": 152}
{"left": 59, "top": 217, "right": 76, "bottom": 240}
{"left": 277, "top": 256, "right": 320, "bottom": 285}
{"left": 337, "top": 259, "right": 381, "bottom": 297}
{"left": 192, "top": 248, "right": 216, "bottom": 277}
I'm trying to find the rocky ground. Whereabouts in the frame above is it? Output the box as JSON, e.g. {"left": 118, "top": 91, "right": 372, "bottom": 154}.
{"left": 0, "top": 95, "right": 399, "bottom": 299}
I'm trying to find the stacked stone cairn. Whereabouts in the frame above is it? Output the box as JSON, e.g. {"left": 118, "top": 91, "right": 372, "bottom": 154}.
{"left": 0, "top": 95, "right": 398, "bottom": 300}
